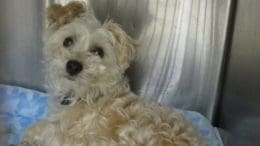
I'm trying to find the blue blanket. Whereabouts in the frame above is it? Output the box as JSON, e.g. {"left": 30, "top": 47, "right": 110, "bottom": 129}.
{"left": 0, "top": 84, "right": 222, "bottom": 146}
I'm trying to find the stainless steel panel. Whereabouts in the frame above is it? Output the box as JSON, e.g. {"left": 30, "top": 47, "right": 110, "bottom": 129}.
{"left": 0, "top": 0, "right": 45, "bottom": 91}
{"left": 219, "top": 0, "right": 260, "bottom": 145}
{"left": 0, "top": 0, "right": 231, "bottom": 120}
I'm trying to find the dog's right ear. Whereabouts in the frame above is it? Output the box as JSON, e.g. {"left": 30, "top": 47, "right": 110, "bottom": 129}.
{"left": 104, "top": 21, "right": 138, "bottom": 71}
{"left": 46, "top": 2, "right": 87, "bottom": 30}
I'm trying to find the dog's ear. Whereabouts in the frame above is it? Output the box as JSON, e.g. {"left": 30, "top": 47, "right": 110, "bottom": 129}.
{"left": 104, "top": 21, "right": 138, "bottom": 71}
{"left": 47, "top": 1, "right": 87, "bottom": 29}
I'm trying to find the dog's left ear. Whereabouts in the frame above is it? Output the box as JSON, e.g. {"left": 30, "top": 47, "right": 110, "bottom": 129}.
{"left": 104, "top": 21, "right": 138, "bottom": 71}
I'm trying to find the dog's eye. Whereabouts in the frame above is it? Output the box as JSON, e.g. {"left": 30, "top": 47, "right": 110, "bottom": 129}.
{"left": 90, "top": 47, "right": 104, "bottom": 58}
{"left": 63, "top": 37, "right": 74, "bottom": 47}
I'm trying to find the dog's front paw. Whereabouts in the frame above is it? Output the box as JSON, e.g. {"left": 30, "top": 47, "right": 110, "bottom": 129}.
{"left": 21, "top": 124, "right": 45, "bottom": 146}
{"left": 21, "top": 140, "right": 39, "bottom": 146}
{"left": 21, "top": 133, "right": 41, "bottom": 146}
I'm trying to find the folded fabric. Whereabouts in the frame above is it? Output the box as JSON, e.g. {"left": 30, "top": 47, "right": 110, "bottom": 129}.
{"left": 0, "top": 84, "right": 223, "bottom": 146}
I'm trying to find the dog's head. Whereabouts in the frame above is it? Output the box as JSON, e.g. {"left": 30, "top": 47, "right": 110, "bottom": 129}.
{"left": 43, "top": 2, "right": 137, "bottom": 102}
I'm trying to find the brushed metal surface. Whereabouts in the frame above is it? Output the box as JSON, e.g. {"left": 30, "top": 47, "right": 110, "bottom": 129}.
{"left": 0, "top": 0, "right": 231, "bottom": 120}
{"left": 219, "top": 0, "right": 260, "bottom": 145}
{"left": 0, "top": 0, "right": 45, "bottom": 91}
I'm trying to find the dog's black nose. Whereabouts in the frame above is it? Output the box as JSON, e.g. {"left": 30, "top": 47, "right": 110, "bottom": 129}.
{"left": 66, "top": 60, "right": 83, "bottom": 76}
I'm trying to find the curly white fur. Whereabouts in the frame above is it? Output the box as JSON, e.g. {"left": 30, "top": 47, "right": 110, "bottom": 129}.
{"left": 22, "top": 1, "right": 205, "bottom": 146}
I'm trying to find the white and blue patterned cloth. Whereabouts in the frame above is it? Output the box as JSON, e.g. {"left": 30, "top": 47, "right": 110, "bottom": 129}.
{"left": 0, "top": 84, "right": 223, "bottom": 146}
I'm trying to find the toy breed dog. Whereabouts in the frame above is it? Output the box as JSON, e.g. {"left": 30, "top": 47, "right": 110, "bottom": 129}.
{"left": 22, "top": 1, "right": 204, "bottom": 146}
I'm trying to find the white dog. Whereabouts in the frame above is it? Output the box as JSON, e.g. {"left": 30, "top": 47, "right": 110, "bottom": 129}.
{"left": 22, "top": 1, "right": 204, "bottom": 146}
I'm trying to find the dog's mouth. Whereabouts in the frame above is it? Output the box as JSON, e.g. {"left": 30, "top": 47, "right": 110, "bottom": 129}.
{"left": 65, "top": 75, "right": 76, "bottom": 81}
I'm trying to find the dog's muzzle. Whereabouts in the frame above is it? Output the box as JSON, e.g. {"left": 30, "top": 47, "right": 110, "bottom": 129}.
{"left": 66, "top": 60, "right": 83, "bottom": 76}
